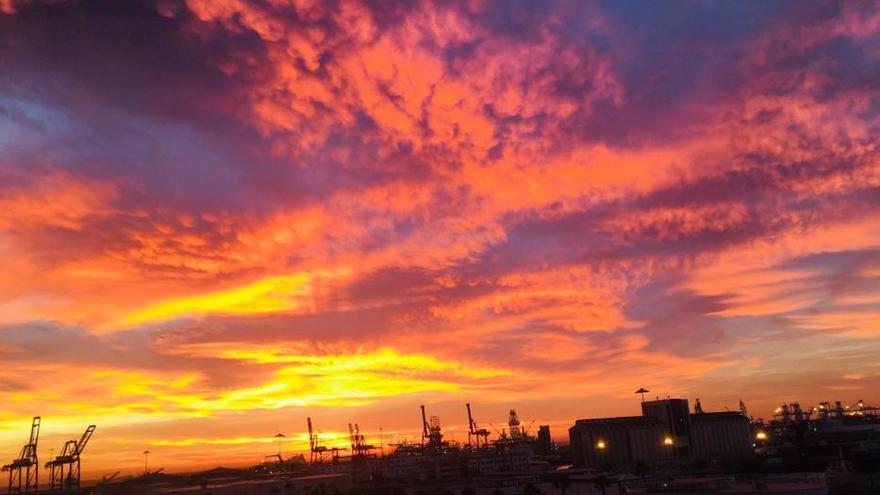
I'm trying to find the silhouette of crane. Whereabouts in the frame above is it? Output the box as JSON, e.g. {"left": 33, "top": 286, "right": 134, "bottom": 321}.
{"left": 2, "top": 417, "right": 41, "bottom": 494}
{"left": 489, "top": 423, "right": 507, "bottom": 440}
{"left": 466, "top": 403, "right": 490, "bottom": 449}
{"left": 46, "top": 425, "right": 96, "bottom": 492}
{"left": 420, "top": 405, "right": 444, "bottom": 449}
{"left": 348, "top": 423, "right": 376, "bottom": 457}
{"left": 307, "top": 417, "right": 342, "bottom": 464}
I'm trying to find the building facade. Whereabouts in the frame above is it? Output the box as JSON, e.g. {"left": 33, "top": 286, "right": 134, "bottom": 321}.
{"left": 536, "top": 425, "right": 553, "bottom": 455}
{"left": 690, "top": 412, "right": 753, "bottom": 460}
{"left": 569, "top": 417, "right": 673, "bottom": 469}
{"left": 569, "top": 398, "right": 752, "bottom": 469}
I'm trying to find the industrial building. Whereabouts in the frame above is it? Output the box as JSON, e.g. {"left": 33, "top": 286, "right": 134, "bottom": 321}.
{"left": 569, "top": 397, "right": 752, "bottom": 469}
{"left": 757, "top": 398, "right": 880, "bottom": 474}
{"left": 536, "top": 425, "right": 553, "bottom": 455}
{"left": 690, "top": 411, "right": 753, "bottom": 459}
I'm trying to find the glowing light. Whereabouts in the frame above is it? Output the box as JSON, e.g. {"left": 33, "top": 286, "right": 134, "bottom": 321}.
{"left": 81, "top": 347, "right": 514, "bottom": 418}
{"left": 151, "top": 436, "right": 303, "bottom": 447}
{"left": 663, "top": 436, "right": 674, "bottom": 446}
{"left": 756, "top": 431, "right": 768, "bottom": 440}
{"left": 200, "top": 346, "right": 510, "bottom": 379}
{"left": 596, "top": 440, "right": 606, "bottom": 450}
{"left": 119, "top": 273, "right": 323, "bottom": 325}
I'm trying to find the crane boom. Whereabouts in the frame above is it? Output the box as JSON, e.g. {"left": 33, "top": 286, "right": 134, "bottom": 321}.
{"left": 77, "top": 425, "right": 96, "bottom": 454}
{"left": 28, "top": 418, "right": 40, "bottom": 450}
{"left": 420, "top": 405, "right": 429, "bottom": 441}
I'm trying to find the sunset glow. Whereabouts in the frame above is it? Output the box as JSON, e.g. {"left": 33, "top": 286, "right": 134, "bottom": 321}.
{"left": 1, "top": 0, "right": 879, "bottom": 479}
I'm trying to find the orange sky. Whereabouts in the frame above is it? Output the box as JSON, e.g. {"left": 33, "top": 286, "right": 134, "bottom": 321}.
{"left": 1, "top": 0, "right": 880, "bottom": 479}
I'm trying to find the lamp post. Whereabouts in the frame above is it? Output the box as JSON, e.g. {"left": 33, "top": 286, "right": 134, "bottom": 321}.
{"left": 275, "top": 433, "right": 286, "bottom": 460}
{"left": 143, "top": 450, "right": 150, "bottom": 475}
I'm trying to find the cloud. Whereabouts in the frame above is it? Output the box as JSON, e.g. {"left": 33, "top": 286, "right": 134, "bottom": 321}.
{"left": 118, "top": 271, "right": 339, "bottom": 327}
{"left": 1, "top": 0, "right": 880, "bottom": 473}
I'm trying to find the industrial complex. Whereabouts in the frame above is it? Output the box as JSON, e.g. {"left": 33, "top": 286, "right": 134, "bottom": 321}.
{"left": 569, "top": 398, "right": 752, "bottom": 469}
{"left": 3, "top": 392, "right": 878, "bottom": 494}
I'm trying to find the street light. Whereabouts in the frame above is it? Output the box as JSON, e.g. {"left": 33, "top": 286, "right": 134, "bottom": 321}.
{"left": 275, "top": 433, "right": 286, "bottom": 459}
{"left": 596, "top": 440, "right": 606, "bottom": 450}
{"left": 756, "top": 431, "right": 768, "bottom": 441}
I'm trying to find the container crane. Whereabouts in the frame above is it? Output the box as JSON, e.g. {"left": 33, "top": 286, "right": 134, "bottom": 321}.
{"left": 420, "top": 405, "right": 443, "bottom": 449}
{"left": 46, "top": 425, "right": 96, "bottom": 492}
{"left": 307, "top": 417, "right": 342, "bottom": 464}
{"left": 2, "top": 417, "right": 41, "bottom": 494}
{"left": 465, "top": 403, "right": 490, "bottom": 449}
{"left": 348, "top": 423, "right": 376, "bottom": 457}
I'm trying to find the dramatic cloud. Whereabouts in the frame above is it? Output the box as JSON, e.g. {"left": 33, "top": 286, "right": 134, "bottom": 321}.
{"left": 1, "top": 0, "right": 879, "bottom": 475}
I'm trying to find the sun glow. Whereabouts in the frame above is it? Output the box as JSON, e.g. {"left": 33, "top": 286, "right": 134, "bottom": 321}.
{"left": 118, "top": 272, "right": 336, "bottom": 326}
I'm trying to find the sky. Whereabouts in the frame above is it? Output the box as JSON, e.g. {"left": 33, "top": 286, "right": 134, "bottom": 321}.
{"left": 1, "top": 0, "right": 880, "bottom": 478}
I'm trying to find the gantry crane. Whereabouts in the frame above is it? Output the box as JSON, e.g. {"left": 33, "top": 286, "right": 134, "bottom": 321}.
{"left": 465, "top": 403, "right": 490, "bottom": 449}
{"left": 849, "top": 399, "right": 880, "bottom": 416}
{"left": 348, "top": 423, "right": 376, "bottom": 458}
{"left": 420, "top": 405, "right": 443, "bottom": 449}
{"left": 2, "top": 417, "right": 41, "bottom": 494}
{"left": 307, "top": 417, "right": 342, "bottom": 464}
{"left": 46, "top": 425, "right": 96, "bottom": 492}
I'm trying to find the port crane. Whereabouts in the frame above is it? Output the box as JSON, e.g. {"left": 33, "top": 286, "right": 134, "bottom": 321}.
{"left": 45, "top": 425, "right": 96, "bottom": 492}
{"left": 2, "top": 417, "right": 41, "bottom": 494}
{"left": 307, "top": 417, "right": 342, "bottom": 464}
{"left": 420, "top": 405, "right": 444, "bottom": 449}
{"left": 465, "top": 403, "right": 490, "bottom": 448}
{"left": 348, "top": 423, "right": 377, "bottom": 457}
